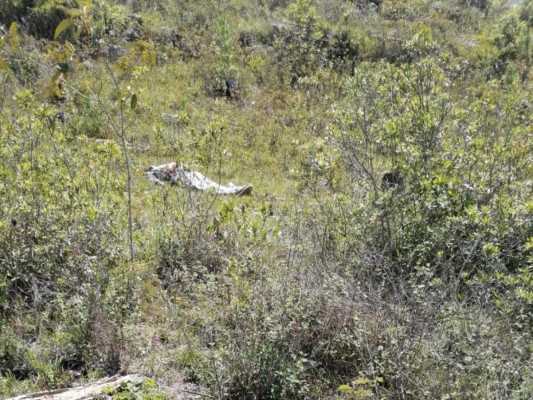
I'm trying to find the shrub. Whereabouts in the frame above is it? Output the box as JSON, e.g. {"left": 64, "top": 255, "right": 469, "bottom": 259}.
{"left": 0, "top": 0, "right": 34, "bottom": 26}
{"left": 23, "top": 1, "right": 68, "bottom": 40}
{"left": 6, "top": 48, "right": 42, "bottom": 86}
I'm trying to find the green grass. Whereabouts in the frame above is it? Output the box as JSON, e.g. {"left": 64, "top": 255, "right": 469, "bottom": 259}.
{"left": 1, "top": 0, "right": 533, "bottom": 399}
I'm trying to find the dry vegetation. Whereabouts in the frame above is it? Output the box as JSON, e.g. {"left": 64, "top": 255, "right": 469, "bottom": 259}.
{"left": 0, "top": 0, "right": 532, "bottom": 399}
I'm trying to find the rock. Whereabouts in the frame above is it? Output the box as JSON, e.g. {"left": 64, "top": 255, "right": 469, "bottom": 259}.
{"left": 169, "top": 29, "right": 182, "bottom": 46}
{"left": 10, "top": 366, "right": 31, "bottom": 381}
{"left": 106, "top": 44, "right": 126, "bottom": 61}
{"left": 225, "top": 79, "right": 239, "bottom": 99}
{"left": 56, "top": 111, "right": 65, "bottom": 123}
{"left": 125, "top": 26, "right": 142, "bottom": 42}
{"left": 127, "top": 13, "right": 143, "bottom": 25}
{"left": 381, "top": 170, "right": 404, "bottom": 190}
{"left": 248, "top": 44, "right": 274, "bottom": 53}
{"left": 239, "top": 31, "right": 255, "bottom": 47}
{"left": 60, "top": 358, "right": 86, "bottom": 378}
{"left": 169, "top": 30, "right": 197, "bottom": 59}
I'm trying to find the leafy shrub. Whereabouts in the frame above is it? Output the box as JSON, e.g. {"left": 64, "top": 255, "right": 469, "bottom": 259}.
{"left": 23, "top": 1, "right": 68, "bottom": 40}
{"left": 0, "top": 0, "right": 34, "bottom": 26}
{"left": 101, "top": 378, "right": 168, "bottom": 400}
{"left": 90, "top": 0, "right": 129, "bottom": 39}
{"left": 70, "top": 97, "right": 110, "bottom": 138}
{"left": 0, "top": 88, "right": 137, "bottom": 380}
{"left": 1, "top": 0, "right": 129, "bottom": 41}
{"left": 270, "top": 0, "right": 330, "bottom": 86}
{"left": 6, "top": 48, "right": 42, "bottom": 86}
{"left": 2, "top": 1, "right": 533, "bottom": 399}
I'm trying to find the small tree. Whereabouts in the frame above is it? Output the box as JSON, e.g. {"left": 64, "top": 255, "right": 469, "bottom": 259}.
{"left": 50, "top": 2, "right": 156, "bottom": 262}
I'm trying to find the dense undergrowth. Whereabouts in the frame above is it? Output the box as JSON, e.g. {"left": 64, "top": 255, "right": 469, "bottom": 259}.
{"left": 0, "top": 0, "right": 532, "bottom": 398}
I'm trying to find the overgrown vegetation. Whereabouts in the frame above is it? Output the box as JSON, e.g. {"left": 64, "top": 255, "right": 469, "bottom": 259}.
{"left": 1, "top": 0, "right": 532, "bottom": 398}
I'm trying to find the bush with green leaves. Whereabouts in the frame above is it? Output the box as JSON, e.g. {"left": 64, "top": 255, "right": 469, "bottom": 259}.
{"left": 99, "top": 378, "right": 168, "bottom": 400}
{"left": 273, "top": 0, "right": 329, "bottom": 86}
{"left": 0, "top": 78, "right": 142, "bottom": 386}
{"left": 2, "top": 0, "right": 533, "bottom": 399}
{"left": 332, "top": 52, "right": 533, "bottom": 283}
{"left": 0, "top": 0, "right": 129, "bottom": 41}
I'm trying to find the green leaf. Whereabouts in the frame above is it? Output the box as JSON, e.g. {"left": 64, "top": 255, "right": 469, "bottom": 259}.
{"left": 143, "top": 378, "right": 155, "bottom": 389}
{"left": 54, "top": 19, "right": 74, "bottom": 40}
{"left": 65, "top": 40, "right": 76, "bottom": 55}
{"left": 338, "top": 384, "right": 352, "bottom": 393}
{"left": 0, "top": 59, "right": 6, "bottom": 71}
{"left": 130, "top": 93, "right": 138, "bottom": 110}
{"left": 67, "top": 9, "right": 82, "bottom": 18}
{"left": 102, "top": 385, "right": 115, "bottom": 395}
{"left": 76, "top": 0, "right": 92, "bottom": 8}
{"left": 50, "top": 70, "right": 61, "bottom": 84}
{"left": 55, "top": 63, "right": 70, "bottom": 73}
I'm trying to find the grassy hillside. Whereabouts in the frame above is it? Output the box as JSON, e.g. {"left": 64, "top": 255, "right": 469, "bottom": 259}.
{"left": 1, "top": 0, "right": 532, "bottom": 398}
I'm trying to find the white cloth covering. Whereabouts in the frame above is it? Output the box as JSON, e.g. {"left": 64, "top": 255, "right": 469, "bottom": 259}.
{"left": 145, "top": 162, "right": 253, "bottom": 196}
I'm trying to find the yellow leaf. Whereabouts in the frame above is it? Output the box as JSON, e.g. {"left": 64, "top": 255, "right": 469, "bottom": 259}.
{"left": 67, "top": 9, "right": 82, "bottom": 18}
{"left": 51, "top": 71, "right": 61, "bottom": 84}
{"left": 54, "top": 19, "right": 75, "bottom": 40}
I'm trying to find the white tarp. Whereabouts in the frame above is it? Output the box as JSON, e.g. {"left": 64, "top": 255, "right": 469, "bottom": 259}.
{"left": 145, "top": 162, "right": 253, "bottom": 196}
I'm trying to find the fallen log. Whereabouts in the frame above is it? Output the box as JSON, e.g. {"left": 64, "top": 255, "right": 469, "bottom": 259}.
{"left": 7, "top": 374, "right": 142, "bottom": 400}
